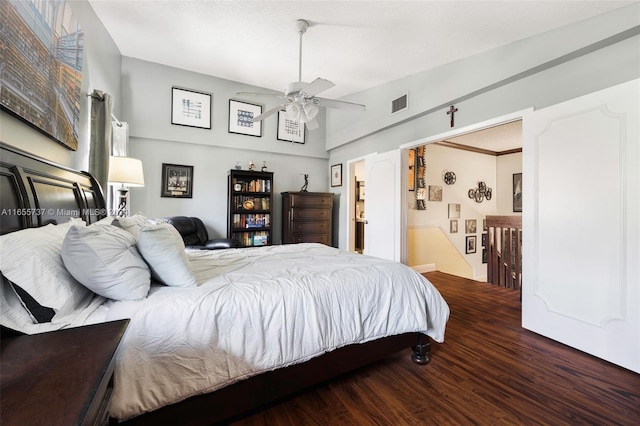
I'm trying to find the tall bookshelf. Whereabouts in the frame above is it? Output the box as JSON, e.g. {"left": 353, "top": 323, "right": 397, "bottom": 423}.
{"left": 227, "top": 169, "right": 274, "bottom": 247}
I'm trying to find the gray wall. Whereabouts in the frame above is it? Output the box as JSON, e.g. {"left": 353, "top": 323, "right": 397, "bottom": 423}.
{"left": 2, "top": 3, "right": 638, "bottom": 248}
{"left": 326, "top": 4, "right": 640, "bottom": 249}
{"left": 0, "top": 0, "right": 122, "bottom": 171}
{"left": 122, "top": 57, "right": 333, "bottom": 242}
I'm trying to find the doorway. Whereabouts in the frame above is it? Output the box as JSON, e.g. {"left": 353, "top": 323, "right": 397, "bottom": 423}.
{"left": 404, "top": 120, "right": 523, "bottom": 280}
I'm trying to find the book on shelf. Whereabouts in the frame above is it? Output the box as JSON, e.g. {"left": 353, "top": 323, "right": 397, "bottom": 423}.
{"left": 233, "top": 178, "right": 271, "bottom": 193}
{"left": 232, "top": 213, "right": 271, "bottom": 229}
{"left": 252, "top": 233, "right": 268, "bottom": 246}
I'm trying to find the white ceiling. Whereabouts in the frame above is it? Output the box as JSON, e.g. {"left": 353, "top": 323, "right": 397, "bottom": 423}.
{"left": 445, "top": 120, "right": 523, "bottom": 152}
{"left": 88, "top": 0, "right": 634, "bottom": 100}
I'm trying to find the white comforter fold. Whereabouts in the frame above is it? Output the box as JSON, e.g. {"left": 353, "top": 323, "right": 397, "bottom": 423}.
{"left": 105, "top": 243, "right": 449, "bottom": 420}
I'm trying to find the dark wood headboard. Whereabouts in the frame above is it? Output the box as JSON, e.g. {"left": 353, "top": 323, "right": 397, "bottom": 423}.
{"left": 0, "top": 142, "right": 106, "bottom": 235}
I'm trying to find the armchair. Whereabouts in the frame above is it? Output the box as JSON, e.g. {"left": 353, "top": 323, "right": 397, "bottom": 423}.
{"left": 164, "top": 216, "right": 239, "bottom": 250}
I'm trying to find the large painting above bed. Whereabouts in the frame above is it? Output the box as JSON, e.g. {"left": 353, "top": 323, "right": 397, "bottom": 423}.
{"left": 0, "top": 0, "right": 83, "bottom": 151}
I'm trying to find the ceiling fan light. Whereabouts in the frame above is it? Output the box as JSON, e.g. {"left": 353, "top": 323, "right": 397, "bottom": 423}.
{"left": 286, "top": 103, "right": 301, "bottom": 120}
{"left": 304, "top": 104, "right": 319, "bottom": 120}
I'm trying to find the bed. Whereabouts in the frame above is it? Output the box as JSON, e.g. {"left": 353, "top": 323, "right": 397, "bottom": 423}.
{"left": 0, "top": 142, "right": 450, "bottom": 425}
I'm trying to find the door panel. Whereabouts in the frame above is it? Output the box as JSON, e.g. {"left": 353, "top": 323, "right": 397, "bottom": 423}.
{"left": 522, "top": 79, "right": 639, "bottom": 373}
{"left": 364, "top": 150, "right": 401, "bottom": 262}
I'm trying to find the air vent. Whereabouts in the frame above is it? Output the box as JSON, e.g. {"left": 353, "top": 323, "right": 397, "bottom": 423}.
{"left": 391, "top": 94, "right": 408, "bottom": 114}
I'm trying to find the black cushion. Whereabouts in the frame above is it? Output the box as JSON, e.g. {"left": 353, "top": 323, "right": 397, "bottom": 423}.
{"left": 2, "top": 272, "right": 55, "bottom": 323}
{"left": 164, "top": 216, "right": 238, "bottom": 250}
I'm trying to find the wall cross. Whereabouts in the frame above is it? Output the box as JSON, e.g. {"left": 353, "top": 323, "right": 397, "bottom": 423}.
{"left": 447, "top": 105, "right": 458, "bottom": 127}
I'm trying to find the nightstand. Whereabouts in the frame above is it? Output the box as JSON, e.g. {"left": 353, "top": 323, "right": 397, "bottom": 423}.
{"left": 1, "top": 319, "right": 129, "bottom": 426}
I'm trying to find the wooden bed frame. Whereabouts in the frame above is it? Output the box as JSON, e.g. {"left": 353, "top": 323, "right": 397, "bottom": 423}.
{"left": 0, "top": 142, "right": 432, "bottom": 425}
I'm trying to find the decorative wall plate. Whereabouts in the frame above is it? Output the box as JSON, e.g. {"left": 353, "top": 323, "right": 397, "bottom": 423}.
{"left": 443, "top": 171, "right": 456, "bottom": 185}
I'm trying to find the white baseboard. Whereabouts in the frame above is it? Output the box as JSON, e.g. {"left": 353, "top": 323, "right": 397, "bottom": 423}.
{"left": 411, "top": 263, "right": 436, "bottom": 273}
{"left": 474, "top": 274, "right": 488, "bottom": 282}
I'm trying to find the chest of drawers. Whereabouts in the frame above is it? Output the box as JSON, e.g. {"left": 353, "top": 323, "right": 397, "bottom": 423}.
{"left": 281, "top": 191, "right": 333, "bottom": 246}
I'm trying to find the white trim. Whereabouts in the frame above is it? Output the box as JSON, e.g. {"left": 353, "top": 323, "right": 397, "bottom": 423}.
{"left": 399, "top": 108, "right": 533, "bottom": 149}
{"left": 412, "top": 264, "right": 436, "bottom": 273}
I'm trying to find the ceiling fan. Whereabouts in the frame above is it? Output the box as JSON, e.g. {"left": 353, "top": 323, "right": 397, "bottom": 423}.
{"left": 237, "top": 19, "right": 366, "bottom": 130}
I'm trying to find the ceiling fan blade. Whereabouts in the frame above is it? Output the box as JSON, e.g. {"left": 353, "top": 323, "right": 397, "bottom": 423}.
{"left": 301, "top": 78, "right": 335, "bottom": 98}
{"left": 252, "top": 104, "right": 286, "bottom": 122}
{"left": 236, "top": 91, "right": 285, "bottom": 100}
{"left": 305, "top": 117, "right": 320, "bottom": 130}
{"left": 313, "top": 97, "right": 366, "bottom": 112}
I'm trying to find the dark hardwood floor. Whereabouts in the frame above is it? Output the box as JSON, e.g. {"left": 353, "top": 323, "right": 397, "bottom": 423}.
{"left": 231, "top": 271, "right": 640, "bottom": 425}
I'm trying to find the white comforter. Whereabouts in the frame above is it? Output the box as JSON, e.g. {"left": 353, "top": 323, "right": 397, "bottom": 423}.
{"left": 105, "top": 243, "right": 450, "bottom": 420}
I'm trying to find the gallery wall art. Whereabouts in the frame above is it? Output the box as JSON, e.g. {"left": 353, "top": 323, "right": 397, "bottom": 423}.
{"left": 0, "top": 0, "right": 84, "bottom": 150}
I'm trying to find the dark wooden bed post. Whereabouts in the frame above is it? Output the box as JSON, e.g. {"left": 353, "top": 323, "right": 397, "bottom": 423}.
{"left": 411, "top": 334, "right": 431, "bottom": 365}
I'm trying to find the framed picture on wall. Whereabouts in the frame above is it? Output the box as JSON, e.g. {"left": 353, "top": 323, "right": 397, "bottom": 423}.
{"left": 161, "top": 163, "right": 194, "bottom": 198}
{"left": 448, "top": 203, "right": 461, "bottom": 219}
{"left": 450, "top": 220, "right": 458, "bottom": 233}
{"left": 228, "top": 99, "right": 262, "bottom": 137}
{"left": 513, "top": 173, "right": 523, "bottom": 212}
{"left": 466, "top": 235, "right": 477, "bottom": 254}
{"left": 171, "top": 87, "right": 212, "bottom": 129}
{"left": 357, "top": 181, "right": 365, "bottom": 201}
{"left": 465, "top": 219, "right": 477, "bottom": 234}
{"left": 277, "top": 111, "right": 305, "bottom": 143}
{"left": 2, "top": 0, "right": 84, "bottom": 150}
{"left": 331, "top": 163, "right": 342, "bottom": 187}
{"left": 428, "top": 185, "right": 442, "bottom": 201}
{"left": 408, "top": 149, "right": 415, "bottom": 191}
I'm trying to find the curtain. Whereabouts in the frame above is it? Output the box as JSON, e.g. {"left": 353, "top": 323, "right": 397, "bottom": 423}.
{"left": 111, "top": 121, "right": 129, "bottom": 156}
{"left": 110, "top": 121, "right": 129, "bottom": 213}
{"left": 89, "top": 90, "right": 113, "bottom": 193}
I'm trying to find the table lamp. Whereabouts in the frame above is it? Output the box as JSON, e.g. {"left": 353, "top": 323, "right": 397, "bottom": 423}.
{"left": 108, "top": 156, "right": 145, "bottom": 216}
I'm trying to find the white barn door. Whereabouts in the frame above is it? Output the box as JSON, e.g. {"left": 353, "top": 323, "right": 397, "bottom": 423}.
{"left": 364, "top": 150, "right": 401, "bottom": 262}
{"left": 522, "top": 79, "right": 639, "bottom": 373}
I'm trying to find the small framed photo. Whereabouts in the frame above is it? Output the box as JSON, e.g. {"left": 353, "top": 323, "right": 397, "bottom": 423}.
{"left": 448, "top": 203, "right": 460, "bottom": 219}
{"left": 513, "top": 173, "right": 523, "bottom": 212}
{"left": 229, "top": 99, "right": 262, "bottom": 137}
{"left": 331, "top": 163, "right": 343, "bottom": 187}
{"left": 408, "top": 149, "right": 415, "bottom": 191}
{"left": 482, "top": 248, "right": 487, "bottom": 263}
{"left": 428, "top": 185, "right": 442, "bottom": 201}
{"left": 357, "top": 181, "right": 365, "bottom": 201}
{"left": 465, "top": 219, "right": 477, "bottom": 234}
{"left": 161, "top": 163, "right": 194, "bottom": 198}
{"left": 466, "top": 235, "right": 477, "bottom": 254}
{"left": 450, "top": 219, "right": 458, "bottom": 233}
{"left": 171, "top": 87, "right": 212, "bottom": 129}
{"left": 482, "top": 233, "right": 487, "bottom": 247}
{"left": 277, "top": 111, "right": 305, "bottom": 143}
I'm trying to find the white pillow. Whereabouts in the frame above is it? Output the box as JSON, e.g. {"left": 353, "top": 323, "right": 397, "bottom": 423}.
{"left": 137, "top": 223, "right": 197, "bottom": 288}
{"left": 112, "top": 214, "right": 151, "bottom": 238}
{"left": 62, "top": 225, "right": 151, "bottom": 300}
{"left": 91, "top": 215, "right": 116, "bottom": 226}
{"left": 0, "top": 221, "right": 92, "bottom": 318}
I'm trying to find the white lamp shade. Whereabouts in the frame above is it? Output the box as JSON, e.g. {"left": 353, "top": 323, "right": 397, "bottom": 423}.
{"left": 303, "top": 104, "right": 319, "bottom": 121}
{"left": 286, "top": 103, "right": 301, "bottom": 121}
{"left": 108, "top": 156, "right": 145, "bottom": 187}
